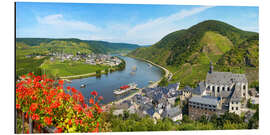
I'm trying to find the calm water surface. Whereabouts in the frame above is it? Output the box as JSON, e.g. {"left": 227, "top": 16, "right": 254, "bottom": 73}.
{"left": 64, "top": 56, "right": 163, "bottom": 104}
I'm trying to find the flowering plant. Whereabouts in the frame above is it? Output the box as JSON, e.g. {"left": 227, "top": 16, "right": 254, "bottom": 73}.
{"left": 16, "top": 73, "right": 103, "bottom": 133}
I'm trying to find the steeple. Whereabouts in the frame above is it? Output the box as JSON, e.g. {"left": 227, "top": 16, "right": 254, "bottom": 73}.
{"left": 209, "top": 62, "right": 213, "bottom": 73}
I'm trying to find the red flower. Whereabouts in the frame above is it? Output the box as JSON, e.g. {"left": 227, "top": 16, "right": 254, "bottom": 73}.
{"left": 73, "top": 104, "right": 83, "bottom": 113}
{"left": 87, "top": 111, "right": 93, "bottom": 118}
{"left": 32, "top": 113, "right": 40, "bottom": 120}
{"left": 16, "top": 104, "right": 20, "bottom": 109}
{"left": 30, "top": 103, "right": 38, "bottom": 112}
{"left": 58, "top": 80, "right": 64, "bottom": 85}
{"left": 71, "top": 88, "right": 77, "bottom": 93}
{"left": 68, "top": 119, "right": 72, "bottom": 126}
{"left": 28, "top": 72, "right": 33, "bottom": 77}
{"left": 98, "top": 96, "right": 103, "bottom": 101}
{"left": 21, "top": 75, "right": 26, "bottom": 79}
{"left": 44, "top": 117, "right": 52, "bottom": 125}
{"left": 67, "top": 86, "right": 71, "bottom": 90}
{"left": 89, "top": 98, "right": 94, "bottom": 104}
{"left": 55, "top": 127, "right": 62, "bottom": 133}
{"left": 91, "top": 90, "right": 98, "bottom": 96}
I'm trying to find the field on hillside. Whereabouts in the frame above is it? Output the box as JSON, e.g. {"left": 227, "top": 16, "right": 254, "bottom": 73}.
{"left": 41, "top": 60, "right": 109, "bottom": 77}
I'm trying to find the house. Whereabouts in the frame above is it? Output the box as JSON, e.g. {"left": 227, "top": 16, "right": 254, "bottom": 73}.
{"left": 162, "top": 106, "right": 182, "bottom": 122}
{"left": 180, "top": 86, "right": 193, "bottom": 100}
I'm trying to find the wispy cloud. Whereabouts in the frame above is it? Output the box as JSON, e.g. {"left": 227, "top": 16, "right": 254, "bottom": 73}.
{"left": 37, "top": 14, "right": 101, "bottom": 32}
{"left": 17, "top": 6, "right": 213, "bottom": 45}
{"left": 125, "top": 6, "right": 213, "bottom": 44}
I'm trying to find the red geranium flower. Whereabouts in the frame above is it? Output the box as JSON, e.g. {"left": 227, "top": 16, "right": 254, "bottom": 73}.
{"left": 30, "top": 103, "right": 38, "bottom": 112}
{"left": 89, "top": 98, "right": 94, "bottom": 104}
{"left": 98, "top": 96, "right": 103, "bottom": 101}
{"left": 32, "top": 113, "right": 40, "bottom": 120}
{"left": 44, "top": 117, "right": 52, "bottom": 125}
{"left": 58, "top": 80, "right": 64, "bottom": 85}
{"left": 16, "top": 104, "right": 20, "bottom": 109}
{"left": 28, "top": 72, "right": 33, "bottom": 76}
{"left": 91, "top": 90, "right": 98, "bottom": 96}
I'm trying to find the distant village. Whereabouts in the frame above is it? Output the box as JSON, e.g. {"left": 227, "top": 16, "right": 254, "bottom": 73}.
{"left": 26, "top": 52, "right": 122, "bottom": 67}
{"left": 108, "top": 62, "right": 259, "bottom": 123}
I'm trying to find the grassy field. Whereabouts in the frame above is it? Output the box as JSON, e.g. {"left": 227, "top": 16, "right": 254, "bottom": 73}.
{"left": 41, "top": 60, "right": 109, "bottom": 78}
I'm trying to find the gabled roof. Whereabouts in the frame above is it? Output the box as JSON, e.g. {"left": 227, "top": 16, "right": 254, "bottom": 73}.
{"left": 182, "top": 85, "right": 193, "bottom": 92}
{"left": 162, "top": 106, "right": 182, "bottom": 118}
{"left": 230, "top": 83, "right": 242, "bottom": 102}
{"left": 189, "top": 96, "right": 219, "bottom": 106}
{"left": 192, "top": 82, "right": 206, "bottom": 95}
{"left": 206, "top": 72, "right": 247, "bottom": 85}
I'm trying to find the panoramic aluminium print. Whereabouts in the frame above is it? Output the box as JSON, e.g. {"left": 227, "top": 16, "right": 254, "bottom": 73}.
{"left": 15, "top": 2, "right": 259, "bottom": 133}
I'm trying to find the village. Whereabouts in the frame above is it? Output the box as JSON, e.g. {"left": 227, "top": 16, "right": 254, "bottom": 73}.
{"left": 27, "top": 52, "right": 122, "bottom": 67}
{"left": 107, "top": 62, "right": 259, "bottom": 124}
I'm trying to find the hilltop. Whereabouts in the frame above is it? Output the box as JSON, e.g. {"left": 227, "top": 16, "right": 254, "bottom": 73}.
{"left": 16, "top": 38, "right": 141, "bottom": 54}
{"left": 128, "top": 20, "right": 258, "bottom": 87}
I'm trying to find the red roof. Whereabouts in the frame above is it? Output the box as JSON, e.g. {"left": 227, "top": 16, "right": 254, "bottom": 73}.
{"left": 120, "top": 85, "right": 129, "bottom": 90}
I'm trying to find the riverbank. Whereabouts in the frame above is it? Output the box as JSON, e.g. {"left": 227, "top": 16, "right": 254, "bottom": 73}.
{"left": 127, "top": 56, "right": 172, "bottom": 88}
{"left": 104, "top": 56, "right": 173, "bottom": 107}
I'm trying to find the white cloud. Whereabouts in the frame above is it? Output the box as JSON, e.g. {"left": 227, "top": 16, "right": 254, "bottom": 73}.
{"left": 36, "top": 14, "right": 100, "bottom": 32}
{"left": 17, "top": 6, "right": 212, "bottom": 45}
{"left": 125, "top": 6, "right": 213, "bottom": 44}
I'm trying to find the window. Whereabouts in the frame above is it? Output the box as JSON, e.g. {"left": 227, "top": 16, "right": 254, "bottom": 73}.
{"left": 232, "top": 102, "right": 234, "bottom": 104}
{"left": 222, "top": 87, "right": 225, "bottom": 91}
{"left": 236, "top": 107, "right": 238, "bottom": 110}
{"left": 217, "top": 87, "right": 220, "bottom": 92}
{"left": 227, "top": 87, "right": 230, "bottom": 91}
{"left": 243, "top": 85, "right": 246, "bottom": 90}
{"left": 232, "top": 107, "right": 234, "bottom": 110}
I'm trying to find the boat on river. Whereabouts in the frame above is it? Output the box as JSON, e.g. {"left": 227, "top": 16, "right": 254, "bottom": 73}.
{"left": 113, "top": 83, "right": 137, "bottom": 95}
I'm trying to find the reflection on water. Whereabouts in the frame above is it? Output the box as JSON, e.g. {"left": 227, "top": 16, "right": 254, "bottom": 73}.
{"left": 64, "top": 56, "right": 163, "bottom": 104}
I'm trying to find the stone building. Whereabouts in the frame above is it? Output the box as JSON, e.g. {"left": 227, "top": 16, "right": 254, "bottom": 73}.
{"left": 188, "top": 96, "right": 221, "bottom": 120}
{"left": 188, "top": 62, "right": 248, "bottom": 116}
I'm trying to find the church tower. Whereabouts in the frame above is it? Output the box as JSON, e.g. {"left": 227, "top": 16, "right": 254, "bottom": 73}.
{"left": 209, "top": 62, "right": 213, "bottom": 73}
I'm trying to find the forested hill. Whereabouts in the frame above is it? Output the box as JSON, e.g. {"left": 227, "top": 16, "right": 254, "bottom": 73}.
{"left": 128, "top": 20, "right": 258, "bottom": 87}
{"left": 16, "top": 38, "right": 141, "bottom": 54}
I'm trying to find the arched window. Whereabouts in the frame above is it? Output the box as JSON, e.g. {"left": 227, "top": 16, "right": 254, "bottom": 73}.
{"left": 243, "top": 85, "right": 246, "bottom": 90}
{"left": 217, "top": 87, "right": 220, "bottom": 93}
{"left": 212, "top": 86, "right": 215, "bottom": 92}
{"left": 222, "top": 87, "right": 225, "bottom": 91}
{"left": 227, "top": 87, "right": 230, "bottom": 91}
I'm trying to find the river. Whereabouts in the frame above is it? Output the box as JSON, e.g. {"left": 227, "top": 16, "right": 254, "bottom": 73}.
{"left": 63, "top": 56, "right": 163, "bottom": 104}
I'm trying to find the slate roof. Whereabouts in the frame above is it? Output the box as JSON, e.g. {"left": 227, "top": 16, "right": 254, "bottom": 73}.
{"left": 206, "top": 72, "right": 247, "bottom": 85}
{"left": 182, "top": 85, "right": 193, "bottom": 92}
{"left": 146, "top": 107, "right": 155, "bottom": 116}
{"left": 162, "top": 106, "right": 182, "bottom": 118}
{"left": 189, "top": 96, "right": 219, "bottom": 106}
{"left": 230, "top": 83, "right": 242, "bottom": 102}
{"left": 192, "top": 82, "right": 206, "bottom": 95}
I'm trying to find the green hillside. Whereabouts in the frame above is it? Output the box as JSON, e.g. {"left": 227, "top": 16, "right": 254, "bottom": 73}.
{"left": 16, "top": 38, "right": 140, "bottom": 79}
{"left": 16, "top": 38, "right": 141, "bottom": 54}
{"left": 128, "top": 20, "right": 258, "bottom": 87}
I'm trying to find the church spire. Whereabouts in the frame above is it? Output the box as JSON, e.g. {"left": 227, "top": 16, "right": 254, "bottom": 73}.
{"left": 209, "top": 62, "right": 213, "bottom": 73}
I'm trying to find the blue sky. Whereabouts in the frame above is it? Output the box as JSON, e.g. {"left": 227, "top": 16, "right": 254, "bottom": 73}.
{"left": 16, "top": 2, "right": 258, "bottom": 45}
